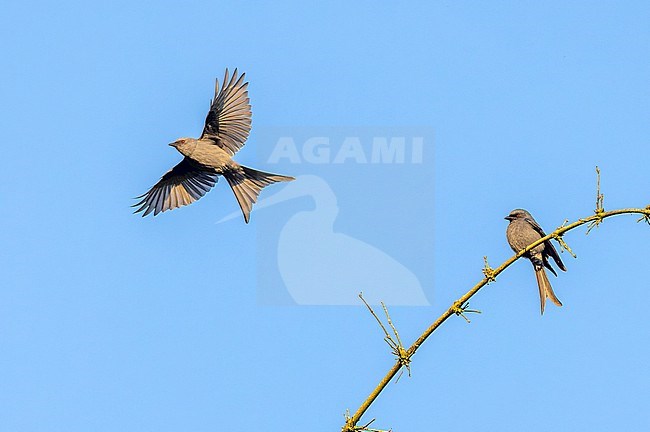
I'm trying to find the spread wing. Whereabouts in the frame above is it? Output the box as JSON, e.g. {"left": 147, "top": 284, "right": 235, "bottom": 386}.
{"left": 200, "top": 68, "right": 252, "bottom": 156}
{"left": 524, "top": 216, "right": 567, "bottom": 271}
{"left": 133, "top": 158, "right": 218, "bottom": 216}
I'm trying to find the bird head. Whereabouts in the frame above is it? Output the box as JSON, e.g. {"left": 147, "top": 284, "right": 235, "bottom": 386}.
{"left": 505, "top": 208, "right": 531, "bottom": 221}
{"left": 169, "top": 138, "right": 196, "bottom": 156}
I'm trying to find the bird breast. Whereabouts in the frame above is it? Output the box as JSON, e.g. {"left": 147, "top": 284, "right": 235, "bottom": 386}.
{"left": 188, "top": 140, "right": 234, "bottom": 172}
{"left": 507, "top": 220, "right": 545, "bottom": 254}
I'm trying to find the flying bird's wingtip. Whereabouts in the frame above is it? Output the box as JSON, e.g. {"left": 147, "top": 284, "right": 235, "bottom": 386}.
{"left": 131, "top": 196, "right": 148, "bottom": 216}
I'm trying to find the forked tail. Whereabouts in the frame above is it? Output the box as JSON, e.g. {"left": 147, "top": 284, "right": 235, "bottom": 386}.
{"left": 224, "top": 166, "right": 294, "bottom": 223}
{"left": 535, "top": 267, "right": 563, "bottom": 315}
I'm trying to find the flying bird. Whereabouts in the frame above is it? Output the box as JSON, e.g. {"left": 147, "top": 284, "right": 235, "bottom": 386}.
{"left": 134, "top": 68, "right": 294, "bottom": 222}
{"left": 505, "top": 209, "right": 567, "bottom": 314}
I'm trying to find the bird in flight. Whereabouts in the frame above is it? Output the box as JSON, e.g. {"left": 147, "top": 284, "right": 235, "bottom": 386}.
{"left": 134, "top": 68, "right": 294, "bottom": 222}
{"left": 505, "top": 208, "right": 567, "bottom": 314}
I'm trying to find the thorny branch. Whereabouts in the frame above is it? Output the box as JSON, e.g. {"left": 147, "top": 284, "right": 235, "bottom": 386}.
{"left": 342, "top": 170, "right": 650, "bottom": 432}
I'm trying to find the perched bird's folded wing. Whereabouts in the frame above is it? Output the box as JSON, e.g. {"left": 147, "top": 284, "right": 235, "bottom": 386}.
{"left": 200, "top": 68, "right": 252, "bottom": 156}
{"left": 525, "top": 216, "right": 567, "bottom": 272}
{"left": 133, "top": 158, "right": 218, "bottom": 216}
{"left": 545, "top": 240, "right": 567, "bottom": 271}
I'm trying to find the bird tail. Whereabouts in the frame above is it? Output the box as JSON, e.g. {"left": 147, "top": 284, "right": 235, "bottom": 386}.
{"left": 224, "top": 166, "right": 294, "bottom": 223}
{"left": 535, "top": 267, "right": 563, "bottom": 315}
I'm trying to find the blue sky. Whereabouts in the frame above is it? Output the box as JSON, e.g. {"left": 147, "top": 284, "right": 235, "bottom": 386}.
{"left": 2, "top": 1, "right": 649, "bottom": 431}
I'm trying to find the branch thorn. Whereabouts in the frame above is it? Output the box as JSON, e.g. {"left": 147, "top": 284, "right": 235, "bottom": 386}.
{"left": 637, "top": 205, "right": 650, "bottom": 225}
{"left": 553, "top": 221, "right": 577, "bottom": 258}
{"left": 452, "top": 300, "right": 481, "bottom": 323}
{"left": 342, "top": 414, "right": 392, "bottom": 432}
{"left": 482, "top": 256, "right": 496, "bottom": 283}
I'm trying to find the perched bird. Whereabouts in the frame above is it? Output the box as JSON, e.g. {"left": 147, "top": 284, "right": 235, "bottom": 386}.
{"left": 505, "top": 209, "right": 567, "bottom": 314}
{"left": 134, "top": 68, "right": 294, "bottom": 222}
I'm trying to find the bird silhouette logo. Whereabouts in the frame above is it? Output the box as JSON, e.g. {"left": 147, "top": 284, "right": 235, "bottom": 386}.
{"left": 219, "top": 175, "right": 430, "bottom": 305}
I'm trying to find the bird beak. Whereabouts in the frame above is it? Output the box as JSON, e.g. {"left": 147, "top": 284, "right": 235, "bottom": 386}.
{"left": 504, "top": 216, "right": 512, "bottom": 221}
{"left": 168, "top": 142, "right": 175, "bottom": 147}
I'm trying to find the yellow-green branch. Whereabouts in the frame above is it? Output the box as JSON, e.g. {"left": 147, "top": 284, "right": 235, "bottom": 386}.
{"left": 342, "top": 206, "right": 650, "bottom": 432}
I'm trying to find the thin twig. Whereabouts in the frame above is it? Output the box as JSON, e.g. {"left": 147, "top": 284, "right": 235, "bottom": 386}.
{"left": 637, "top": 205, "right": 650, "bottom": 225}
{"left": 587, "top": 166, "right": 606, "bottom": 234}
{"left": 358, "top": 293, "right": 411, "bottom": 396}
{"left": 359, "top": 293, "right": 391, "bottom": 341}
{"left": 554, "top": 219, "right": 578, "bottom": 258}
{"left": 381, "top": 302, "right": 404, "bottom": 349}
{"left": 596, "top": 166, "right": 604, "bottom": 212}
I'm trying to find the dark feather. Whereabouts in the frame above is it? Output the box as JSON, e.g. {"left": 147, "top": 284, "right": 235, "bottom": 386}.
{"left": 525, "top": 216, "right": 567, "bottom": 272}
{"left": 200, "top": 68, "right": 252, "bottom": 156}
{"left": 133, "top": 158, "right": 218, "bottom": 216}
